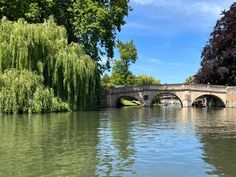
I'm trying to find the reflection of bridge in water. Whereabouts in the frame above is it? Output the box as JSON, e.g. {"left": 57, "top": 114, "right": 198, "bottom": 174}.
{"left": 100, "top": 84, "right": 236, "bottom": 107}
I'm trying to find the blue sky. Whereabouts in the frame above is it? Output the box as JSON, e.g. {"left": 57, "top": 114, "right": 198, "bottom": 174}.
{"left": 114, "top": 0, "right": 235, "bottom": 83}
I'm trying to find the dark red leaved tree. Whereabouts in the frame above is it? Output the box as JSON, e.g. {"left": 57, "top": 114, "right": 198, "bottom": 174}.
{"left": 195, "top": 3, "right": 236, "bottom": 85}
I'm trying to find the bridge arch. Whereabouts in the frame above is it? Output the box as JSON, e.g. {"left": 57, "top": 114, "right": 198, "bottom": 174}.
{"left": 150, "top": 92, "right": 184, "bottom": 107}
{"left": 191, "top": 94, "right": 226, "bottom": 107}
{"left": 116, "top": 96, "right": 141, "bottom": 107}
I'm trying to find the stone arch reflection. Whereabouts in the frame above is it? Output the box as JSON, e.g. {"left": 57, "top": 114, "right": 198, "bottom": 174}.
{"left": 151, "top": 93, "right": 183, "bottom": 107}
{"left": 192, "top": 94, "right": 226, "bottom": 107}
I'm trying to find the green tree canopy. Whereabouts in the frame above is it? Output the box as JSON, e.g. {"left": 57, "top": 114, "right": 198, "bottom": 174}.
{"left": 135, "top": 74, "right": 160, "bottom": 85}
{"left": 195, "top": 3, "right": 236, "bottom": 85}
{"left": 0, "top": 0, "right": 131, "bottom": 68}
{"left": 111, "top": 40, "right": 137, "bottom": 86}
{"left": 117, "top": 40, "right": 138, "bottom": 64}
{"left": 185, "top": 76, "right": 195, "bottom": 84}
{"left": 0, "top": 69, "right": 70, "bottom": 114}
{"left": 101, "top": 41, "right": 161, "bottom": 87}
{"left": 0, "top": 18, "right": 98, "bottom": 111}
{"left": 101, "top": 73, "right": 112, "bottom": 88}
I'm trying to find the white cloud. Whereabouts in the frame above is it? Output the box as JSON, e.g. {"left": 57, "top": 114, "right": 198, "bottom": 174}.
{"left": 131, "top": 0, "right": 234, "bottom": 18}
{"left": 121, "top": 1, "right": 234, "bottom": 36}
{"left": 132, "top": 0, "right": 172, "bottom": 6}
{"left": 132, "top": 0, "right": 155, "bottom": 5}
{"left": 190, "top": 2, "right": 222, "bottom": 16}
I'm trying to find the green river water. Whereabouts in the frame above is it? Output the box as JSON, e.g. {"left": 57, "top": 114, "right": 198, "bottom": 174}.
{"left": 0, "top": 107, "right": 236, "bottom": 177}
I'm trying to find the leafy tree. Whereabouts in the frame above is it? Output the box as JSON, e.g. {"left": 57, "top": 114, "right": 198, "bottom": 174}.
{"left": 195, "top": 3, "right": 236, "bottom": 85}
{"left": 72, "top": 0, "right": 131, "bottom": 65}
{"left": 110, "top": 60, "right": 133, "bottom": 86}
{"left": 117, "top": 40, "right": 138, "bottom": 73}
{"left": 185, "top": 76, "right": 195, "bottom": 84}
{"left": 152, "top": 96, "right": 161, "bottom": 105}
{"left": 0, "top": 18, "right": 98, "bottom": 111}
{"left": 0, "top": 0, "right": 131, "bottom": 67}
{"left": 111, "top": 40, "right": 137, "bottom": 86}
{"left": 100, "top": 41, "right": 161, "bottom": 88}
{"left": 101, "top": 73, "right": 113, "bottom": 88}
{"left": 0, "top": 0, "right": 55, "bottom": 23}
{"left": 135, "top": 74, "right": 160, "bottom": 85}
{"left": 0, "top": 69, "right": 70, "bottom": 114}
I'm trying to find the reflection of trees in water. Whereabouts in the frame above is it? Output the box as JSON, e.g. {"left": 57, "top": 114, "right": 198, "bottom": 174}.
{"left": 96, "top": 107, "right": 236, "bottom": 177}
{"left": 194, "top": 108, "right": 236, "bottom": 177}
{"left": 96, "top": 108, "right": 139, "bottom": 176}
{"left": 149, "top": 106, "right": 190, "bottom": 126}
{"left": 147, "top": 107, "right": 236, "bottom": 177}
{"left": 152, "top": 93, "right": 182, "bottom": 107}
{"left": 2, "top": 108, "right": 236, "bottom": 177}
{"left": 193, "top": 95, "right": 225, "bottom": 108}
{"left": 112, "top": 109, "right": 136, "bottom": 163}
{"left": 0, "top": 112, "right": 100, "bottom": 177}
{"left": 200, "top": 135, "right": 236, "bottom": 177}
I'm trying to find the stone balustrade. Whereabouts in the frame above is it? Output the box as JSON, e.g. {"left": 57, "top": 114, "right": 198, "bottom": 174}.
{"left": 108, "top": 84, "right": 228, "bottom": 94}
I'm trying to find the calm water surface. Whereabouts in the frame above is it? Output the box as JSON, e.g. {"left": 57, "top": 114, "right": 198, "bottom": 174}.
{"left": 0, "top": 107, "right": 236, "bottom": 177}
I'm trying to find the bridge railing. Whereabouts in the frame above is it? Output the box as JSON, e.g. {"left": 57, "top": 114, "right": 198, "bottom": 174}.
{"left": 107, "top": 84, "right": 228, "bottom": 94}
{"left": 189, "top": 84, "right": 227, "bottom": 92}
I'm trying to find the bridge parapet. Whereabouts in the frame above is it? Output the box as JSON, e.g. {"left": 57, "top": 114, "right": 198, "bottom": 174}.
{"left": 108, "top": 84, "right": 227, "bottom": 94}
{"left": 189, "top": 84, "right": 227, "bottom": 92}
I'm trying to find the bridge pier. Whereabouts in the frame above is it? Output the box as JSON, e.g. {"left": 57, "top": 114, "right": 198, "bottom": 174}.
{"left": 142, "top": 100, "right": 151, "bottom": 107}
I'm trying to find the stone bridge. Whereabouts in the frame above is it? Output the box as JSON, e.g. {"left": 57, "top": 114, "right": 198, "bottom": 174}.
{"left": 100, "top": 84, "right": 236, "bottom": 108}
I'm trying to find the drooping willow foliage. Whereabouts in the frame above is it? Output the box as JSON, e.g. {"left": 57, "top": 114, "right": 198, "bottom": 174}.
{"left": 0, "top": 69, "right": 70, "bottom": 114}
{"left": 0, "top": 17, "right": 98, "bottom": 111}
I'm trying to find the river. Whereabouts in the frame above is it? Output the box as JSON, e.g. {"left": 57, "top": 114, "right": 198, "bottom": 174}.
{"left": 0, "top": 107, "right": 236, "bottom": 177}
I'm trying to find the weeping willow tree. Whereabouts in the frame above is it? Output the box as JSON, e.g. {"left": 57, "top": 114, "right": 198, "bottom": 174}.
{"left": 0, "top": 69, "right": 70, "bottom": 114}
{"left": 0, "top": 17, "right": 98, "bottom": 111}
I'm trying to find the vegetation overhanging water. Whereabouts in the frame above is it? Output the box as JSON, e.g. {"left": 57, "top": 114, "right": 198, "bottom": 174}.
{"left": 0, "top": 18, "right": 98, "bottom": 113}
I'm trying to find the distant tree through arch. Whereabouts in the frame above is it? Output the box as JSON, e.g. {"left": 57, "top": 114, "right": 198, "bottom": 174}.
{"left": 151, "top": 93, "right": 183, "bottom": 107}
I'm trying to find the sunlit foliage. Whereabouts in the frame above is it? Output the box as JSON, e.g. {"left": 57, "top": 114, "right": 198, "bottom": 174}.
{"left": 195, "top": 3, "right": 236, "bottom": 85}
{"left": 135, "top": 74, "right": 161, "bottom": 85}
{"left": 0, "top": 18, "right": 98, "bottom": 111}
{"left": 185, "top": 76, "right": 195, "bottom": 84}
{"left": 101, "top": 73, "right": 161, "bottom": 88}
{"left": 110, "top": 40, "right": 137, "bottom": 86}
{"left": 0, "top": 0, "right": 131, "bottom": 68}
{"left": 0, "top": 69, "right": 70, "bottom": 114}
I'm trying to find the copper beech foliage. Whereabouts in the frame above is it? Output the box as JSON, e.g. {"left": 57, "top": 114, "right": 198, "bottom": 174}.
{"left": 195, "top": 3, "right": 236, "bottom": 85}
